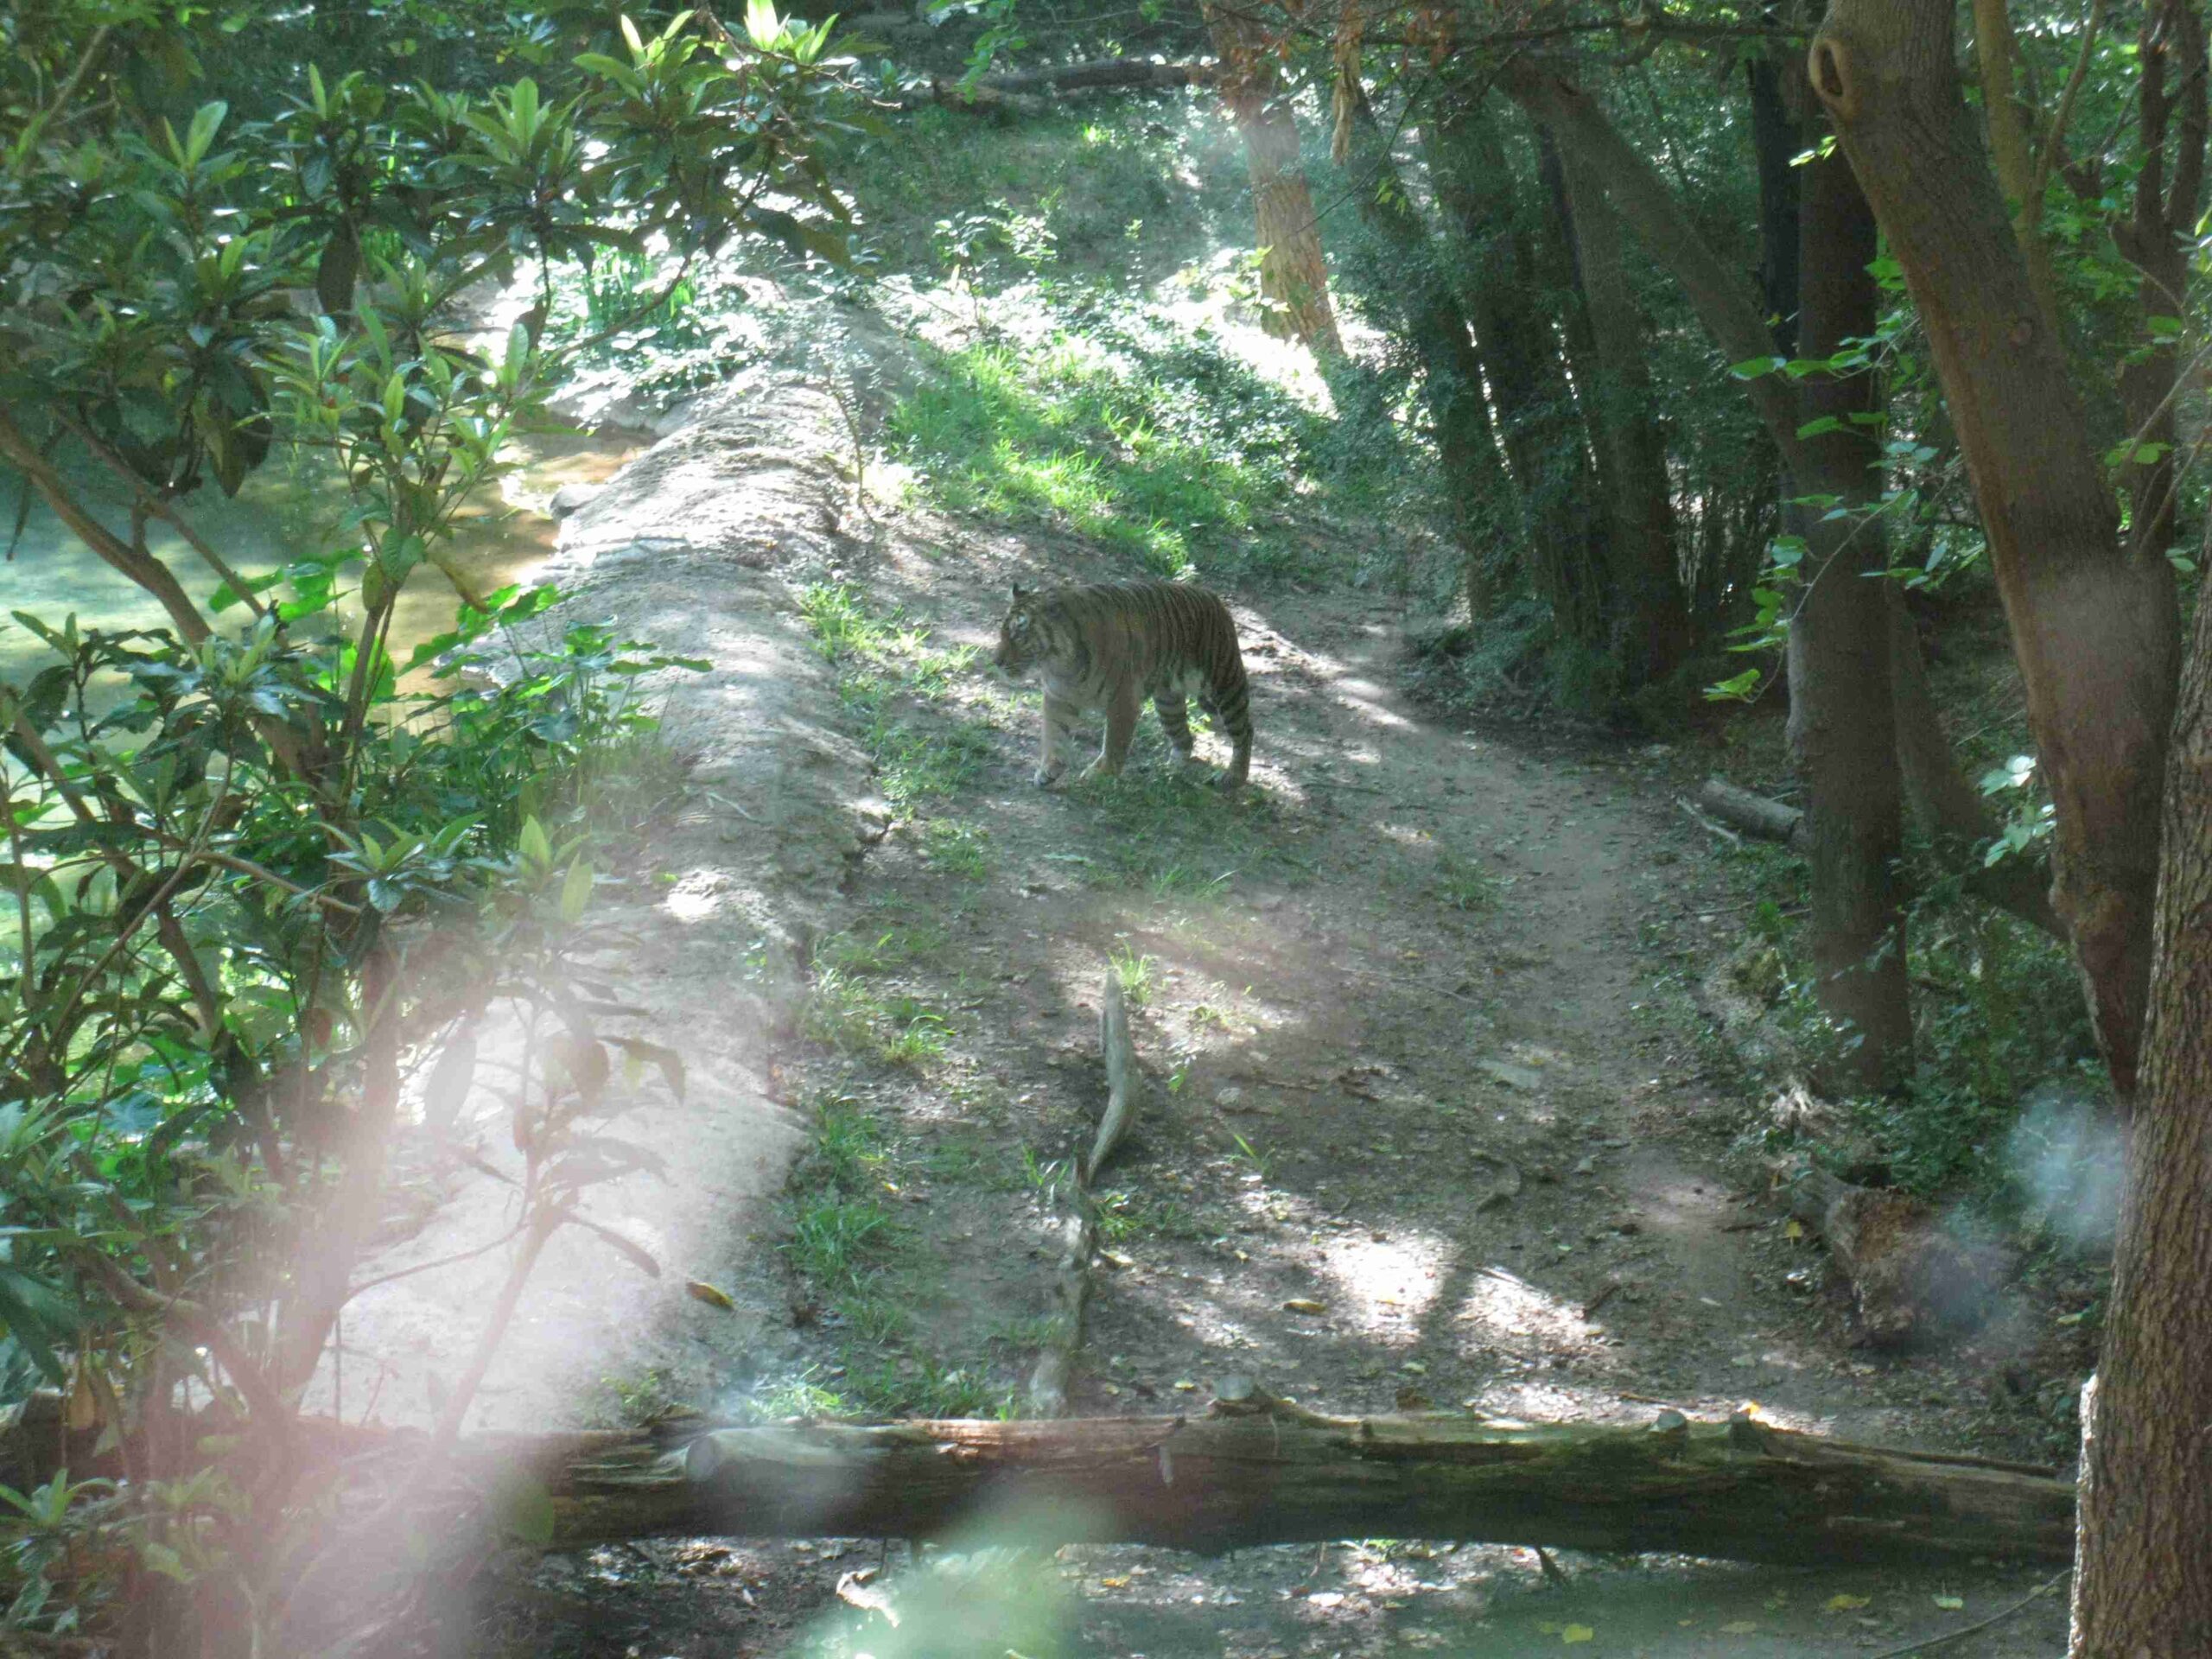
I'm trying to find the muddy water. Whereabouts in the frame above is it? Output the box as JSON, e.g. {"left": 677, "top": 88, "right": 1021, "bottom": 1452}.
{"left": 2, "top": 433, "right": 632, "bottom": 699}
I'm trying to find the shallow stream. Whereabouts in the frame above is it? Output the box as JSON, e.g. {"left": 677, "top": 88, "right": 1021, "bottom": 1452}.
{"left": 3, "top": 432, "right": 632, "bottom": 698}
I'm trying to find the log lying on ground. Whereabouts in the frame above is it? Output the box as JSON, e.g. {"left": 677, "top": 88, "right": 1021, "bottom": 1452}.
{"left": 0, "top": 1390, "right": 2076, "bottom": 1569}
{"left": 1027, "top": 972, "right": 1142, "bottom": 1414}
{"left": 460, "top": 1391, "right": 2072, "bottom": 1567}
{"left": 1788, "top": 1166, "right": 2005, "bottom": 1348}
{"left": 1697, "top": 777, "right": 1807, "bottom": 845}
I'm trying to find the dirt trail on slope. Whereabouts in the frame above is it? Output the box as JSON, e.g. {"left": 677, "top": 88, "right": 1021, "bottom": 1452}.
{"left": 654, "top": 510, "right": 2073, "bottom": 1658}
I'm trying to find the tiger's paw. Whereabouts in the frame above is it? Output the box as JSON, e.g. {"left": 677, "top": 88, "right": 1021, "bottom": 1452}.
{"left": 1033, "top": 763, "right": 1065, "bottom": 788}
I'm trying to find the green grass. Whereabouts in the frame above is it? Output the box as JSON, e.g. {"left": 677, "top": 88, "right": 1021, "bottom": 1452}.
{"left": 1061, "top": 768, "right": 1300, "bottom": 896}
{"left": 798, "top": 580, "right": 998, "bottom": 812}
{"left": 801, "top": 968, "right": 953, "bottom": 1067}
{"left": 779, "top": 1096, "right": 1017, "bottom": 1420}
{"left": 1433, "top": 849, "right": 1503, "bottom": 912}
{"left": 920, "top": 817, "right": 991, "bottom": 878}
{"left": 1108, "top": 944, "right": 1156, "bottom": 1008}
{"left": 888, "top": 327, "right": 1334, "bottom": 585}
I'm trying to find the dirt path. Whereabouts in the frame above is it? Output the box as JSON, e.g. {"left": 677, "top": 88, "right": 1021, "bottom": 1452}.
{"left": 580, "top": 514, "right": 2069, "bottom": 1657}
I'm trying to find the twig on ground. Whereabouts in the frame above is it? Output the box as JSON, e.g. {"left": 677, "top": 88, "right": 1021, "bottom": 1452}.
{"left": 1863, "top": 1571, "right": 2069, "bottom": 1657}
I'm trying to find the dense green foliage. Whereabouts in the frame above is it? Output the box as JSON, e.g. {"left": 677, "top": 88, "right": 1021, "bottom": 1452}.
{"left": 0, "top": 0, "right": 849, "bottom": 1646}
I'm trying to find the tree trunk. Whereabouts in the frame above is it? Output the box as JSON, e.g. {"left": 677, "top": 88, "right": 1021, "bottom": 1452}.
{"left": 1745, "top": 35, "right": 1804, "bottom": 357}
{"left": 2113, "top": 0, "right": 2208, "bottom": 570}
{"left": 1808, "top": 0, "right": 2181, "bottom": 1100}
{"left": 2068, "top": 556, "right": 2212, "bottom": 1652}
{"left": 1554, "top": 143, "right": 1693, "bottom": 686}
{"left": 1334, "top": 80, "right": 1503, "bottom": 607}
{"left": 1969, "top": 0, "right": 2064, "bottom": 330}
{"left": 1529, "top": 127, "right": 1618, "bottom": 646}
{"left": 1787, "top": 129, "right": 1912, "bottom": 1090}
{"left": 1201, "top": 3, "right": 1344, "bottom": 359}
{"left": 1424, "top": 97, "right": 1605, "bottom": 618}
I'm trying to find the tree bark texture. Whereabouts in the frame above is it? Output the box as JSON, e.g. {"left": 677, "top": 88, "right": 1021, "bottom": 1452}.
{"left": 1968, "top": 0, "right": 2064, "bottom": 331}
{"left": 1336, "top": 82, "right": 1503, "bottom": 605}
{"left": 1529, "top": 128, "right": 1618, "bottom": 645}
{"left": 2113, "top": 0, "right": 2208, "bottom": 570}
{"left": 1201, "top": 3, "right": 1344, "bottom": 358}
{"left": 1501, "top": 60, "right": 1815, "bottom": 482}
{"left": 1809, "top": 0, "right": 2180, "bottom": 1099}
{"left": 1788, "top": 130, "right": 1912, "bottom": 1089}
{"left": 1554, "top": 144, "right": 1693, "bottom": 685}
{"left": 2068, "top": 571, "right": 2212, "bottom": 1653}
{"left": 1745, "top": 37, "right": 1805, "bottom": 357}
{"left": 1424, "top": 97, "right": 1605, "bottom": 617}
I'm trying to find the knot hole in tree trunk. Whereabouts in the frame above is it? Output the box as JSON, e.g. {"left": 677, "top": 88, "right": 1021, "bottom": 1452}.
{"left": 1808, "top": 35, "right": 1859, "bottom": 123}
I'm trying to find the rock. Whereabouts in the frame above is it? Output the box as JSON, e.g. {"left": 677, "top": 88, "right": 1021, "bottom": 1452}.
{"left": 548, "top": 481, "right": 607, "bottom": 518}
{"left": 1478, "top": 1058, "right": 1545, "bottom": 1090}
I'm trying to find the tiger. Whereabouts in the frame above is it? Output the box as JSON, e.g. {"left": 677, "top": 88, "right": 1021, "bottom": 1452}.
{"left": 990, "top": 578, "right": 1254, "bottom": 791}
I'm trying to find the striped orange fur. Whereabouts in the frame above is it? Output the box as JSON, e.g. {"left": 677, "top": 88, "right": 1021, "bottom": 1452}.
{"left": 991, "top": 578, "right": 1254, "bottom": 790}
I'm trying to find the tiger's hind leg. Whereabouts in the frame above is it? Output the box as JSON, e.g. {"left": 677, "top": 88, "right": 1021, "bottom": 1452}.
{"left": 1078, "top": 679, "right": 1141, "bottom": 782}
{"left": 1205, "top": 674, "right": 1254, "bottom": 791}
{"left": 1153, "top": 692, "right": 1199, "bottom": 771}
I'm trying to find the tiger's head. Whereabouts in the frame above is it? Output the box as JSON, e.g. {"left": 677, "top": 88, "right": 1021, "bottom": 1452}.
{"left": 992, "top": 583, "right": 1049, "bottom": 674}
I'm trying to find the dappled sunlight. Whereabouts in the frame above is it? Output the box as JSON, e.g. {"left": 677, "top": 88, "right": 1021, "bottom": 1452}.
{"left": 1312, "top": 1226, "right": 1454, "bottom": 1343}
{"left": 1454, "top": 1263, "right": 1603, "bottom": 1357}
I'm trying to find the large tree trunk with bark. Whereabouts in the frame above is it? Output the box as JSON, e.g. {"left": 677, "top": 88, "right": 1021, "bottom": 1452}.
{"left": 1529, "top": 128, "right": 1619, "bottom": 645}
{"left": 1424, "top": 97, "right": 1605, "bottom": 618}
{"left": 1745, "top": 34, "right": 1804, "bottom": 356}
{"left": 1785, "top": 124, "right": 1912, "bottom": 1088}
{"left": 1808, "top": 0, "right": 2181, "bottom": 1100}
{"left": 1202, "top": 3, "right": 1344, "bottom": 359}
{"left": 1335, "top": 81, "right": 1503, "bottom": 607}
{"left": 1554, "top": 145, "right": 1693, "bottom": 686}
{"left": 2068, "top": 573, "right": 2212, "bottom": 1652}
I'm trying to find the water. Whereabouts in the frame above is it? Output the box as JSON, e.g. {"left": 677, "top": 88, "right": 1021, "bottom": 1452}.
{"left": 2, "top": 433, "right": 632, "bottom": 700}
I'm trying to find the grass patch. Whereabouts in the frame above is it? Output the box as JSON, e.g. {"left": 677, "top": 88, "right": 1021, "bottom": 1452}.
{"left": 1062, "top": 768, "right": 1300, "bottom": 896}
{"left": 889, "top": 323, "right": 1335, "bottom": 585}
{"left": 919, "top": 817, "right": 992, "bottom": 878}
{"left": 799, "top": 580, "right": 999, "bottom": 812}
{"left": 801, "top": 968, "right": 953, "bottom": 1067}
{"left": 1109, "top": 944, "right": 1156, "bottom": 1008}
{"left": 1433, "top": 849, "right": 1503, "bottom": 912}
{"left": 779, "top": 1095, "right": 1015, "bottom": 1419}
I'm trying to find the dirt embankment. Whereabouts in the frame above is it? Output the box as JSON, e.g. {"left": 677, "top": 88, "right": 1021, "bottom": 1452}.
{"left": 318, "top": 366, "right": 887, "bottom": 1436}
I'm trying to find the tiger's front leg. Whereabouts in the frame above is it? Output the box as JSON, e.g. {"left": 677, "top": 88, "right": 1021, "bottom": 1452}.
{"left": 1035, "top": 690, "right": 1078, "bottom": 786}
{"left": 1079, "top": 680, "right": 1141, "bottom": 782}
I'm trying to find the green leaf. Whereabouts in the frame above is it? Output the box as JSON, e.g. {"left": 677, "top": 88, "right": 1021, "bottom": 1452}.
{"left": 519, "top": 817, "right": 552, "bottom": 871}
{"left": 558, "top": 859, "right": 594, "bottom": 924}
{"left": 184, "top": 100, "right": 229, "bottom": 168}
{"left": 497, "top": 1472, "right": 557, "bottom": 1546}
{"left": 1727, "top": 355, "right": 1785, "bottom": 381}
{"left": 607, "top": 1035, "right": 686, "bottom": 1101}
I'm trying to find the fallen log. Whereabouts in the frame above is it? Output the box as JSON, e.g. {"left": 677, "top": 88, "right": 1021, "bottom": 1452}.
{"left": 0, "top": 1389, "right": 2077, "bottom": 1570}
{"left": 1697, "top": 777, "right": 1806, "bottom": 846}
{"left": 472, "top": 1393, "right": 2073, "bottom": 1567}
{"left": 1027, "top": 972, "right": 1142, "bottom": 1414}
{"left": 1787, "top": 1166, "right": 2005, "bottom": 1348}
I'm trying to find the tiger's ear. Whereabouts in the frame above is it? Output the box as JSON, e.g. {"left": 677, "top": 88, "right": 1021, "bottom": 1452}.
{"left": 1009, "top": 582, "right": 1029, "bottom": 601}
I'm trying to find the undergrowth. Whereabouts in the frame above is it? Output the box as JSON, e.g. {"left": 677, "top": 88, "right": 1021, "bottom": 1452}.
{"left": 770, "top": 1094, "right": 1014, "bottom": 1420}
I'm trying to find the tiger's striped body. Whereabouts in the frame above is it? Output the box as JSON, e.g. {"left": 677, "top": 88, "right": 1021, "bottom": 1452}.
{"left": 991, "top": 579, "right": 1254, "bottom": 791}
